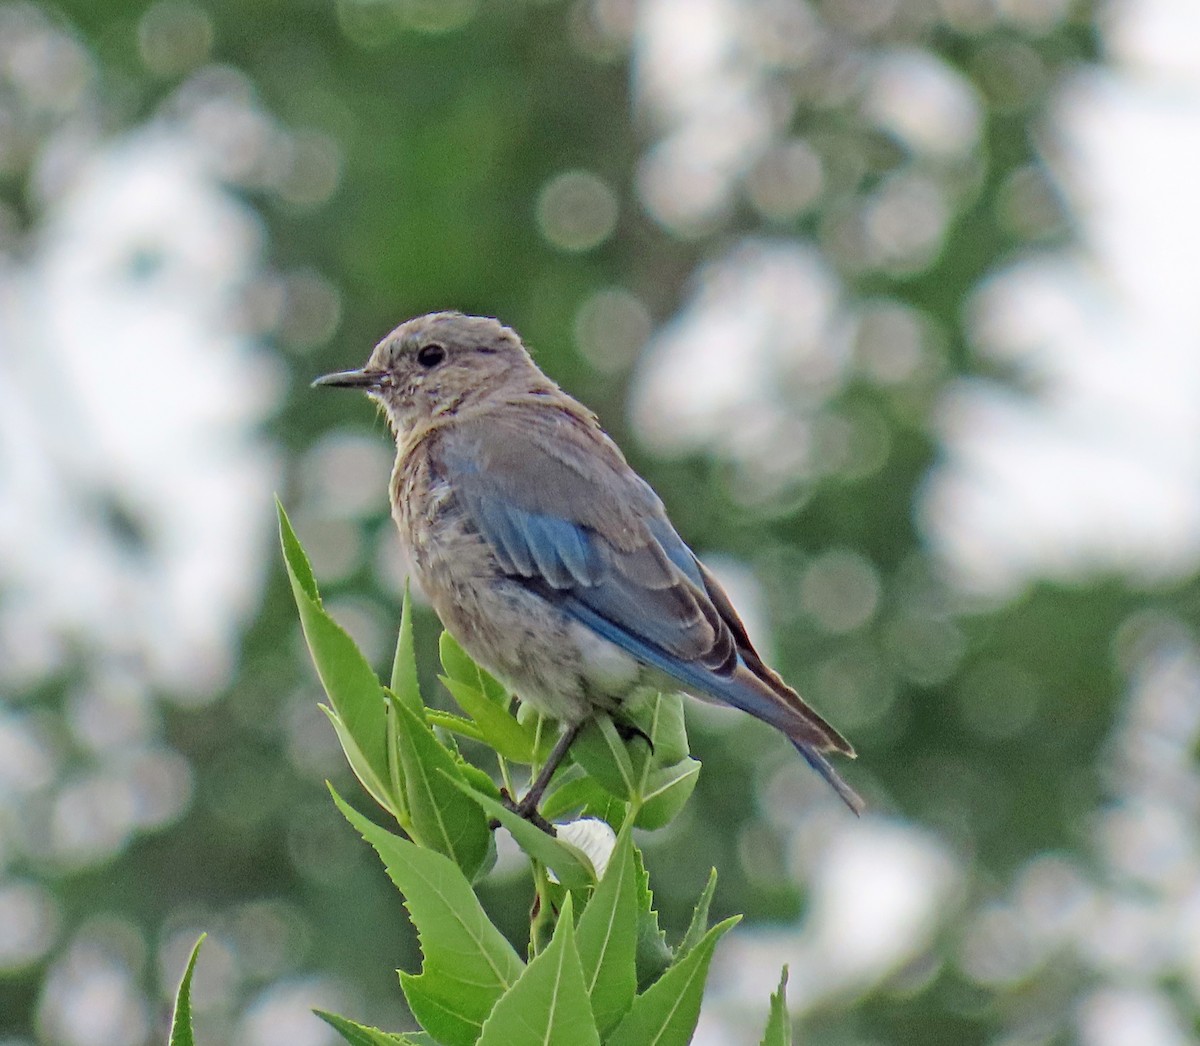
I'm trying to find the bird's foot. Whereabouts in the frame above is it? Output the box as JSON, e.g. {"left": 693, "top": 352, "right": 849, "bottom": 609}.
{"left": 488, "top": 723, "right": 585, "bottom": 837}
{"left": 497, "top": 788, "right": 556, "bottom": 836}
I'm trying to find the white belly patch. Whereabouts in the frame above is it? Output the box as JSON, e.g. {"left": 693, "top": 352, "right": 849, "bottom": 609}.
{"left": 569, "top": 621, "right": 641, "bottom": 696}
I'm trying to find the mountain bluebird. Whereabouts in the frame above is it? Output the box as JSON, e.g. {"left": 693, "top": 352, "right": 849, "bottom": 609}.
{"left": 315, "top": 312, "right": 862, "bottom": 815}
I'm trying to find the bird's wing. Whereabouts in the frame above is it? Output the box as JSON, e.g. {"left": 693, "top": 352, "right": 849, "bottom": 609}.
{"left": 438, "top": 408, "right": 729, "bottom": 662}
{"left": 436, "top": 408, "right": 855, "bottom": 771}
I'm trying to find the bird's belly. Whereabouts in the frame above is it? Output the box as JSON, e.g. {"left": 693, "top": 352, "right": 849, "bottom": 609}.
{"left": 567, "top": 620, "right": 641, "bottom": 695}
{"left": 436, "top": 576, "right": 650, "bottom": 722}
{"left": 422, "top": 567, "right": 641, "bottom": 722}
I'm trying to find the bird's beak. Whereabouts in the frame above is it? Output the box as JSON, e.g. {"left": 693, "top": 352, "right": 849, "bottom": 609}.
{"left": 311, "top": 369, "right": 384, "bottom": 390}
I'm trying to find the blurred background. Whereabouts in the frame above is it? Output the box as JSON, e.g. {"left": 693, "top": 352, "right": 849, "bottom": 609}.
{"left": 2, "top": 0, "right": 1199, "bottom": 1042}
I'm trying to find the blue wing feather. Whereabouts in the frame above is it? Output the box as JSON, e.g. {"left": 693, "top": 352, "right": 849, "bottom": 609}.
{"left": 475, "top": 495, "right": 535, "bottom": 575}
{"left": 463, "top": 490, "right": 715, "bottom": 662}
{"left": 475, "top": 495, "right": 599, "bottom": 589}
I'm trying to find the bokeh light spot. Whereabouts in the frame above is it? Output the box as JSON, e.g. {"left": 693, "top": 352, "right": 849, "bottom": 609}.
{"left": 278, "top": 270, "right": 342, "bottom": 353}
{"left": 746, "top": 139, "right": 824, "bottom": 222}
{"left": 574, "top": 287, "right": 652, "bottom": 374}
{"left": 37, "top": 934, "right": 150, "bottom": 1046}
{"left": 800, "top": 549, "right": 881, "bottom": 635}
{"left": 0, "top": 880, "right": 59, "bottom": 970}
{"left": 138, "top": 0, "right": 214, "bottom": 77}
{"left": 536, "top": 170, "right": 619, "bottom": 253}
{"left": 301, "top": 431, "right": 394, "bottom": 520}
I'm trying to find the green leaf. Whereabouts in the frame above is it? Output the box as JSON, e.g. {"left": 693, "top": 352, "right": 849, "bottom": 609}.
{"left": 515, "top": 705, "right": 561, "bottom": 762}
{"left": 607, "top": 917, "right": 740, "bottom": 1046}
{"left": 439, "top": 676, "right": 536, "bottom": 763}
{"left": 575, "top": 829, "right": 638, "bottom": 1035}
{"left": 439, "top": 630, "right": 508, "bottom": 704}
{"left": 276, "top": 496, "right": 318, "bottom": 600}
{"left": 425, "top": 708, "right": 488, "bottom": 744}
{"left": 678, "top": 868, "right": 718, "bottom": 958}
{"left": 477, "top": 894, "right": 600, "bottom": 1046}
{"left": 384, "top": 696, "right": 410, "bottom": 829}
{"left": 571, "top": 715, "right": 638, "bottom": 801}
{"left": 570, "top": 696, "right": 696, "bottom": 826}
{"left": 279, "top": 504, "right": 391, "bottom": 810}
{"left": 391, "top": 698, "right": 491, "bottom": 878}
{"left": 331, "top": 788, "right": 524, "bottom": 1046}
{"left": 322, "top": 705, "right": 399, "bottom": 821}
{"left": 390, "top": 583, "right": 424, "bottom": 717}
{"left": 636, "top": 692, "right": 691, "bottom": 770}
{"left": 625, "top": 694, "right": 698, "bottom": 828}
{"left": 454, "top": 752, "right": 504, "bottom": 801}
{"left": 444, "top": 774, "right": 595, "bottom": 890}
{"left": 168, "top": 933, "right": 204, "bottom": 1046}
{"left": 315, "top": 1011, "right": 425, "bottom": 1045}
{"left": 449, "top": 756, "right": 501, "bottom": 884}
{"left": 634, "top": 757, "right": 701, "bottom": 830}
{"left": 540, "top": 772, "right": 627, "bottom": 827}
{"left": 633, "top": 844, "right": 674, "bottom": 990}
{"left": 759, "top": 966, "right": 791, "bottom": 1046}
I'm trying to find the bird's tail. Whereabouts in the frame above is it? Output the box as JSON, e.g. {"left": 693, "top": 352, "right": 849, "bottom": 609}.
{"left": 725, "top": 658, "right": 864, "bottom": 813}
{"left": 792, "top": 739, "right": 865, "bottom": 815}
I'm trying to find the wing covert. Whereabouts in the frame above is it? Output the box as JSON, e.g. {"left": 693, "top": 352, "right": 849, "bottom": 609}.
{"left": 438, "top": 413, "right": 726, "bottom": 666}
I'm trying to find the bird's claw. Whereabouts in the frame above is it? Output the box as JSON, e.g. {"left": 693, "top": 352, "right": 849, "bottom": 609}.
{"left": 497, "top": 789, "right": 557, "bottom": 836}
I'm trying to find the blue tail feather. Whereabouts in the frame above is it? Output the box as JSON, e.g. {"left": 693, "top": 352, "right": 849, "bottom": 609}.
{"left": 793, "top": 740, "right": 864, "bottom": 815}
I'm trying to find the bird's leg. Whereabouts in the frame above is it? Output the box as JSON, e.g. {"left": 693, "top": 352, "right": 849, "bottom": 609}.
{"left": 514, "top": 721, "right": 583, "bottom": 824}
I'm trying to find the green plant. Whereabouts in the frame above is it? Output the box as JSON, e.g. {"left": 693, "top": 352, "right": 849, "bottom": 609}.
{"left": 168, "top": 503, "right": 791, "bottom": 1044}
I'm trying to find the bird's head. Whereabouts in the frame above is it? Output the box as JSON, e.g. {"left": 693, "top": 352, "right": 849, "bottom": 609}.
{"left": 313, "top": 312, "right": 547, "bottom": 433}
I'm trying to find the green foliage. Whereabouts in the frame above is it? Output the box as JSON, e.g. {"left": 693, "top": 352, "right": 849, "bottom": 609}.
{"left": 271, "top": 505, "right": 774, "bottom": 1044}
{"left": 632, "top": 841, "right": 675, "bottom": 991}
{"left": 476, "top": 894, "right": 598, "bottom": 1046}
{"left": 759, "top": 967, "right": 792, "bottom": 1046}
{"left": 390, "top": 583, "right": 424, "bottom": 716}
{"left": 388, "top": 697, "right": 493, "bottom": 880}
{"left": 168, "top": 934, "right": 205, "bottom": 1046}
{"left": 284, "top": 501, "right": 495, "bottom": 877}
{"left": 280, "top": 502, "right": 395, "bottom": 818}
{"left": 437, "top": 632, "right": 544, "bottom": 764}
{"left": 331, "top": 790, "right": 523, "bottom": 1045}
{"left": 317, "top": 1011, "right": 434, "bottom": 1045}
{"left": 570, "top": 695, "right": 701, "bottom": 829}
{"left": 443, "top": 773, "right": 595, "bottom": 889}
{"left": 575, "top": 829, "right": 639, "bottom": 1036}
{"left": 439, "top": 631, "right": 509, "bottom": 706}
{"left": 679, "top": 869, "right": 719, "bottom": 958}
{"left": 606, "top": 917, "right": 741, "bottom": 1046}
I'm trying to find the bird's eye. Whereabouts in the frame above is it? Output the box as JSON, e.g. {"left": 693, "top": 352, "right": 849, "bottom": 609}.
{"left": 416, "top": 343, "right": 446, "bottom": 368}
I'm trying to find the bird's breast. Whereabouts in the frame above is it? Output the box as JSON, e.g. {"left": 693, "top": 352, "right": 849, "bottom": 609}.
{"left": 391, "top": 450, "right": 495, "bottom": 589}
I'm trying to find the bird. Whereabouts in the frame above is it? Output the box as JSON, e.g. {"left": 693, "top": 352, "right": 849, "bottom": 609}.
{"left": 314, "top": 312, "right": 862, "bottom": 817}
